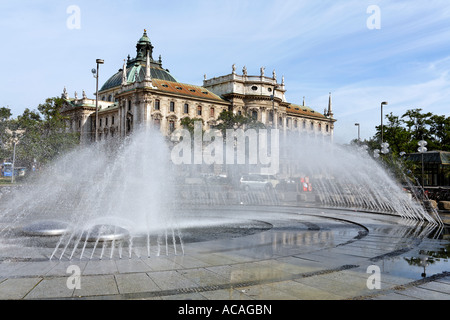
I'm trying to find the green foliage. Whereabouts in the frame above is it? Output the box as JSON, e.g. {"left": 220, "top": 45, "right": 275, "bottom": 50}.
{"left": 359, "top": 108, "right": 450, "bottom": 186}
{"left": 0, "top": 98, "right": 79, "bottom": 170}
{"left": 368, "top": 108, "right": 450, "bottom": 154}
{"left": 179, "top": 117, "right": 197, "bottom": 136}
{"left": 214, "top": 110, "right": 266, "bottom": 136}
{"left": 179, "top": 110, "right": 266, "bottom": 139}
{"left": 0, "top": 107, "right": 12, "bottom": 122}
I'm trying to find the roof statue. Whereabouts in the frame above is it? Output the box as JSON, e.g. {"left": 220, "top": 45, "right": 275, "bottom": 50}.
{"left": 122, "top": 59, "right": 127, "bottom": 86}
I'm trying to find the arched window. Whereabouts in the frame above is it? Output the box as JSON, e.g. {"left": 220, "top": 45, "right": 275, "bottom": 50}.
{"left": 252, "top": 110, "right": 258, "bottom": 121}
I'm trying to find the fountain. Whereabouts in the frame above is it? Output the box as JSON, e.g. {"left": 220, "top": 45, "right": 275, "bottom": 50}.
{"left": 0, "top": 126, "right": 443, "bottom": 264}
{"left": 0, "top": 126, "right": 184, "bottom": 260}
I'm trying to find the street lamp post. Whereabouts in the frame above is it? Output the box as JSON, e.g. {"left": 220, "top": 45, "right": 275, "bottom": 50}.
{"left": 270, "top": 85, "right": 278, "bottom": 129}
{"left": 93, "top": 59, "right": 104, "bottom": 142}
{"left": 355, "top": 123, "right": 360, "bottom": 141}
{"left": 418, "top": 140, "right": 427, "bottom": 189}
{"left": 380, "top": 101, "right": 388, "bottom": 145}
{"left": 11, "top": 140, "right": 17, "bottom": 184}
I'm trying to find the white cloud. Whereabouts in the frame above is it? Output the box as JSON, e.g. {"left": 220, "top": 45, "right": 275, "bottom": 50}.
{"left": 322, "top": 70, "right": 450, "bottom": 144}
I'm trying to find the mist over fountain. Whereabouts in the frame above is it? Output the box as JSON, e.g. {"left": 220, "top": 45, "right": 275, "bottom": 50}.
{"left": 0, "top": 127, "right": 184, "bottom": 260}
{"left": 281, "top": 135, "right": 442, "bottom": 225}
{"left": 0, "top": 126, "right": 443, "bottom": 263}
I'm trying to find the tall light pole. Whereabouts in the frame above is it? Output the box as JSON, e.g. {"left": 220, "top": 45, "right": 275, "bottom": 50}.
{"left": 355, "top": 123, "right": 360, "bottom": 141}
{"left": 418, "top": 139, "right": 427, "bottom": 190}
{"left": 270, "top": 84, "right": 278, "bottom": 129}
{"left": 11, "top": 140, "right": 17, "bottom": 184}
{"left": 93, "top": 59, "right": 104, "bottom": 142}
{"left": 380, "top": 101, "right": 388, "bottom": 145}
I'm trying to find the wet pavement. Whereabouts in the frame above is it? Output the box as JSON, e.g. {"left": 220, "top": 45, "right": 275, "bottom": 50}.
{"left": 0, "top": 205, "right": 448, "bottom": 300}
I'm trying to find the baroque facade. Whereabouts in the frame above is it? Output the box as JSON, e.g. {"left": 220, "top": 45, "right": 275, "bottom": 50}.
{"left": 60, "top": 30, "right": 336, "bottom": 145}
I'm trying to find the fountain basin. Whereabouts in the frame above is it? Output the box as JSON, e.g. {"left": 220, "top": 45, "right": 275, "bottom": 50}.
{"left": 21, "top": 220, "right": 71, "bottom": 237}
{"left": 81, "top": 224, "right": 130, "bottom": 242}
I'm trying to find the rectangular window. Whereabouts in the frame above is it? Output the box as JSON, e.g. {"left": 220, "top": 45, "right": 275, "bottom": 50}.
{"left": 112, "top": 116, "right": 115, "bottom": 125}
{"left": 210, "top": 107, "right": 214, "bottom": 118}
{"left": 197, "top": 106, "right": 202, "bottom": 116}
{"left": 154, "top": 118, "right": 161, "bottom": 129}
{"left": 170, "top": 101, "right": 175, "bottom": 112}
{"left": 169, "top": 120, "right": 175, "bottom": 133}
{"left": 252, "top": 110, "right": 258, "bottom": 120}
{"left": 155, "top": 99, "right": 160, "bottom": 111}
{"left": 106, "top": 117, "right": 108, "bottom": 126}
{"left": 184, "top": 104, "right": 189, "bottom": 114}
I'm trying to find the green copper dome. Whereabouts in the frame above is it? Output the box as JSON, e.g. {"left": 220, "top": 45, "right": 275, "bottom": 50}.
{"left": 99, "top": 30, "right": 177, "bottom": 92}
{"left": 100, "top": 65, "right": 177, "bottom": 92}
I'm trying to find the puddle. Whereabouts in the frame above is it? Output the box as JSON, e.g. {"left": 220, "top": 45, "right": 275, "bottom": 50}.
{"left": 379, "top": 245, "right": 449, "bottom": 280}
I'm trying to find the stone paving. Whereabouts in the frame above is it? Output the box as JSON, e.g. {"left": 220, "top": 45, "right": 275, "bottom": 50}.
{"left": 0, "top": 206, "right": 448, "bottom": 300}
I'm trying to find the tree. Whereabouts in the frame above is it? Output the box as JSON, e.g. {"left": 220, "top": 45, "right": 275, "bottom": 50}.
{"left": 2, "top": 98, "right": 79, "bottom": 170}
{"left": 214, "top": 110, "right": 266, "bottom": 136}
{"left": 179, "top": 117, "right": 197, "bottom": 136}
{"left": 365, "top": 108, "right": 450, "bottom": 187}
{"left": 429, "top": 114, "right": 450, "bottom": 152}
{"left": 0, "top": 106, "right": 13, "bottom": 161}
{"left": 0, "top": 107, "right": 12, "bottom": 122}
{"left": 379, "top": 112, "right": 410, "bottom": 155}
{"left": 368, "top": 108, "right": 449, "bottom": 154}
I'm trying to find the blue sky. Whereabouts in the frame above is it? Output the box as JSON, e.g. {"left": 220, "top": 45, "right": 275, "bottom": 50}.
{"left": 1, "top": 0, "right": 450, "bottom": 144}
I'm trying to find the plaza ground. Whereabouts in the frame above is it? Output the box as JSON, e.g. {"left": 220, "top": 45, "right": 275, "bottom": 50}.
{"left": 0, "top": 205, "right": 448, "bottom": 300}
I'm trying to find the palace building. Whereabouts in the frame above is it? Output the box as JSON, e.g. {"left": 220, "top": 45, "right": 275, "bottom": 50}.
{"left": 60, "top": 30, "right": 336, "bottom": 145}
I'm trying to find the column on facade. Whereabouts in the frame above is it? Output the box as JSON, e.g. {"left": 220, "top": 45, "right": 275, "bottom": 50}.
{"left": 274, "top": 111, "right": 278, "bottom": 129}
{"left": 260, "top": 107, "right": 266, "bottom": 124}
{"left": 121, "top": 100, "right": 127, "bottom": 137}
{"left": 144, "top": 98, "right": 151, "bottom": 127}
{"left": 81, "top": 113, "right": 89, "bottom": 144}
{"left": 133, "top": 97, "right": 139, "bottom": 126}
{"left": 117, "top": 102, "right": 121, "bottom": 137}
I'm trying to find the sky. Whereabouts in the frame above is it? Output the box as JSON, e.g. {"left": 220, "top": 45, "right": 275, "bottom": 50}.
{"left": 1, "top": 0, "right": 450, "bottom": 144}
